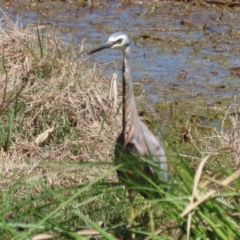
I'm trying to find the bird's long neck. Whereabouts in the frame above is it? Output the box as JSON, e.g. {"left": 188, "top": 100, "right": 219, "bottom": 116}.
{"left": 122, "top": 45, "right": 139, "bottom": 146}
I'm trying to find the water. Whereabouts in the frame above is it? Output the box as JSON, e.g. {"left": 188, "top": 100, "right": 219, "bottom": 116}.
{"left": 0, "top": 1, "right": 240, "bottom": 105}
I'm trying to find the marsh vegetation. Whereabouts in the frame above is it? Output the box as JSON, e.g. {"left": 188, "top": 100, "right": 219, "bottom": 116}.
{"left": 0, "top": 2, "right": 240, "bottom": 239}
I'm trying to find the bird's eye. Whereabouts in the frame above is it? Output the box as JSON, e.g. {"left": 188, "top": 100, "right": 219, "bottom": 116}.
{"left": 117, "top": 39, "right": 123, "bottom": 44}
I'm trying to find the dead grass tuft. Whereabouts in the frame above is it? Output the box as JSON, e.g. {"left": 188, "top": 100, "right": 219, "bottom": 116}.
{"left": 0, "top": 15, "right": 121, "bottom": 189}
{"left": 197, "top": 102, "right": 240, "bottom": 171}
{"left": 218, "top": 103, "right": 240, "bottom": 169}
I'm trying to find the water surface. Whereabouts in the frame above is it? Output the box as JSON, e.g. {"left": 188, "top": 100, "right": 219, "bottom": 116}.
{"left": 1, "top": 1, "right": 240, "bottom": 106}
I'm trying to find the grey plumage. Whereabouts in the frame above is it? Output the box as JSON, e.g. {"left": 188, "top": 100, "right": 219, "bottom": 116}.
{"left": 89, "top": 32, "right": 167, "bottom": 198}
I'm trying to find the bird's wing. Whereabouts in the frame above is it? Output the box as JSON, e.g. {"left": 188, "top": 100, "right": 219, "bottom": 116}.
{"left": 130, "top": 121, "right": 168, "bottom": 181}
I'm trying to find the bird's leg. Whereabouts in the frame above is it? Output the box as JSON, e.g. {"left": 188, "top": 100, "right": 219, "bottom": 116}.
{"left": 127, "top": 190, "right": 136, "bottom": 239}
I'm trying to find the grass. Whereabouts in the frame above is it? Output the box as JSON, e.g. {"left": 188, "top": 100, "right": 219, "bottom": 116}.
{"left": 0, "top": 15, "right": 239, "bottom": 240}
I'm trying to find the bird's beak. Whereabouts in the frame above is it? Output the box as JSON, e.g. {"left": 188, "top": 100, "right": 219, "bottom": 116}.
{"left": 88, "top": 41, "right": 115, "bottom": 55}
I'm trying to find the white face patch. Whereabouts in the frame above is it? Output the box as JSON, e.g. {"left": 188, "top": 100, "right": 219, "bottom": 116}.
{"left": 108, "top": 34, "right": 129, "bottom": 50}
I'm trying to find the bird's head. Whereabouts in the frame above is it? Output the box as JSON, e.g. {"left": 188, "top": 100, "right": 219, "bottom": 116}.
{"left": 88, "top": 32, "right": 131, "bottom": 55}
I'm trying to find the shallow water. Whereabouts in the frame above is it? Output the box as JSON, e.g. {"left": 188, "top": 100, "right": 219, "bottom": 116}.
{"left": 1, "top": 1, "right": 240, "bottom": 107}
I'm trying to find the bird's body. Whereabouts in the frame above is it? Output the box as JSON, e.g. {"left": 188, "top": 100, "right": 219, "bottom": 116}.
{"left": 89, "top": 32, "right": 167, "bottom": 198}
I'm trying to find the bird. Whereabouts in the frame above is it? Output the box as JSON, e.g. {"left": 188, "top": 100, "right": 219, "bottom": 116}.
{"left": 89, "top": 32, "right": 168, "bottom": 237}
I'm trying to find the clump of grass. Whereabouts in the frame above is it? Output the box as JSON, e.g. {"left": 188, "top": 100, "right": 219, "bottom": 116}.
{"left": 217, "top": 103, "right": 240, "bottom": 169}
{"left": 0, "top": 15, "right": 121, "bottom": 188}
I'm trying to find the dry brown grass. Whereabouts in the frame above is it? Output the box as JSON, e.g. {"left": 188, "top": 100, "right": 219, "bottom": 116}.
{"left": 0, "top": 15, "right": 121, "bottom": 190}
{"left": 216, "top": 103, "right": 240, "bottom": 169}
